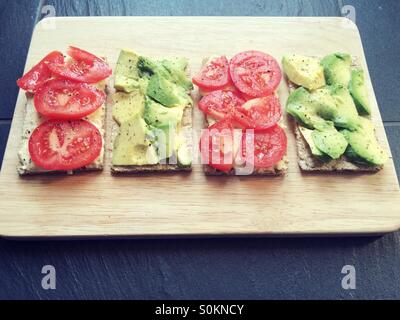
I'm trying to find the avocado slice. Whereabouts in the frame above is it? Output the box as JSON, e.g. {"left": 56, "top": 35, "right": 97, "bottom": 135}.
{"left": 143, "top": 97, "right": 184, "bottom": 128}
{"left": 287, "top": 84, "right": 360, "bottom": 132}
{"left": 349, "top": 68, "right": 371, "bottom": 116}
{"left": 112, "top": 115, "right": 159, "bottom": 166}
{"left": 161, "top": 57, "right": 188, "bottom": 72}
{"left": 310, "top": 86, "right": 339, "bottom": 121}
{"left": 138, "top": 56, "right": 193, "bottom": 91}
{"left": 345, "top": 145, "right": 371, "bottom": 165}
{"left": 327, "top": 84, "right": 360, "bottom": 130}
{"left": 341, "top": 117, "right": 388, "bottom": 166}
{"left": 177, "top": 145, "right": 192, "bottom": 167}
{"left": 282, "top": 54, "right": 325, "bottom": 90}
{"left": 149, "top": 122, "right": 192, "bottom": 164}
{"left": 112, "top": 90, "right": 145, "bottom": 125}
{"left": 150, "top": 125, "right": 175, "bottom": 161}
{"left": 160, "top": 58, "right": 193, "bottom": 91}
{"left": 176, "top": 126, "right": 192, "bottom": 167}
{"left": 114, "top": 49, "right": 140, "bottom": 93}
{"left": 311, "top": 123, "right": 348, "bottom": 160}
{"left": 286, "top": 87, "right": 326, "bottom": 129}
{"left": 147, "top": 73, "right": 193, "bottom": 108}
{"left": 299, "top": 126, "right": 331, "bottom": 161}
{"left": 321, "top": 53, "right": 351, "bottom": 87}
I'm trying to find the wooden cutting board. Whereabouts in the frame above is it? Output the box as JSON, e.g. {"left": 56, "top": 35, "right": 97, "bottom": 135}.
{"left": 0, "top": 17, "right": 399, "bottom": 238}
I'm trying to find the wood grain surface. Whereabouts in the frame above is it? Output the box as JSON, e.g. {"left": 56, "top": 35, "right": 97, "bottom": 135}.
{"left": 0, "top": 16, "right": 399, "bottom": 237}
{"left": 0, "top": 0, "right": 400, "bottom": 301}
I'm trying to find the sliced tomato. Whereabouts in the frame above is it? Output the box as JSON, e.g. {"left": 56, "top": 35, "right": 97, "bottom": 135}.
{"left": 242, "top": 125, "right": 287, "bottom": 169}
{"left": 16, "top": 51, "right": 64, "bottom": 93}
{"left": 198, "top": 81, "right": 239, "bottom": 96}
{"left": 34, "top": 79, "right": 105, "bottom": 120}
{"left": 233, "top": 95, "right": 282, "bottom": 130}
{"left": 200, "top": 118, "right": 234, "bottom": 173}
{"left": 192, "top": 55, "right": 230, "bottom": 90}
{"left": 237, "top": 92, "right": 254, "bottom": 101}
{"left": 47, "top": 46, "right": 111, "bottom": 83}
{"left": 198, "top": 90, "right": 245, "bottom": 121}
{"left": 230, "top": 51, "right": 282, "bottom": 98}
{"left": 28, "top": 120, "right": 102, "bottom": 171}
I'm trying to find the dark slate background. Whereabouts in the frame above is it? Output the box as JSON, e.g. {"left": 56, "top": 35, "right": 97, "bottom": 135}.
{"left": 0, "top": 0, "right": 399, "bottom": 300}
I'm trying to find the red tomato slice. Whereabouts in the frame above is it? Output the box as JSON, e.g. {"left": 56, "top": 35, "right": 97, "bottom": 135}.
{"left": 198, "top": 90, "right": 245, "bottom": 121}
{"left": 200, "top": 118, "right": 234, "bottom": 173}
{"left": 242, "top": 125, "right": 287, "bottom": 169}
{"left": 16, "top": 51, "right": 64, "bottom": 93}
{"left": 199, "top": 82, "right": 239, "bottom": 96}
{"left": 47, "top": 46, "right": 111, "bottom": 83}
{"left": 233, "top": 95, "right": 282, "bottom": 130}
{"left": 34, "top": 79, "right": 106, "bottom": 120}
{"left": 230, "top": 51, "right": 282, "bottom": 98}
{"left": 237, "top": 92, "right": 254, "bottom": 101}
{"left": 192, "top": 56, "right": 230, "bottom": 90}
{"left": 28, "top": 120, "right": 102, "bottom": 171}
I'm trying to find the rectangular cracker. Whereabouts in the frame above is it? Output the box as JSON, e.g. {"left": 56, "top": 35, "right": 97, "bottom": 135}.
{"left": 199, "top": 56, "right": 288, "bottom": 176}
{"left": 286, "top": 56, "right": 382, "bottom": 173}
{"left": 17, "top": 82, "right": 107, "bottom": 176}
{"left": 111, "top": 56, "right": 193, "bottom": 174}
